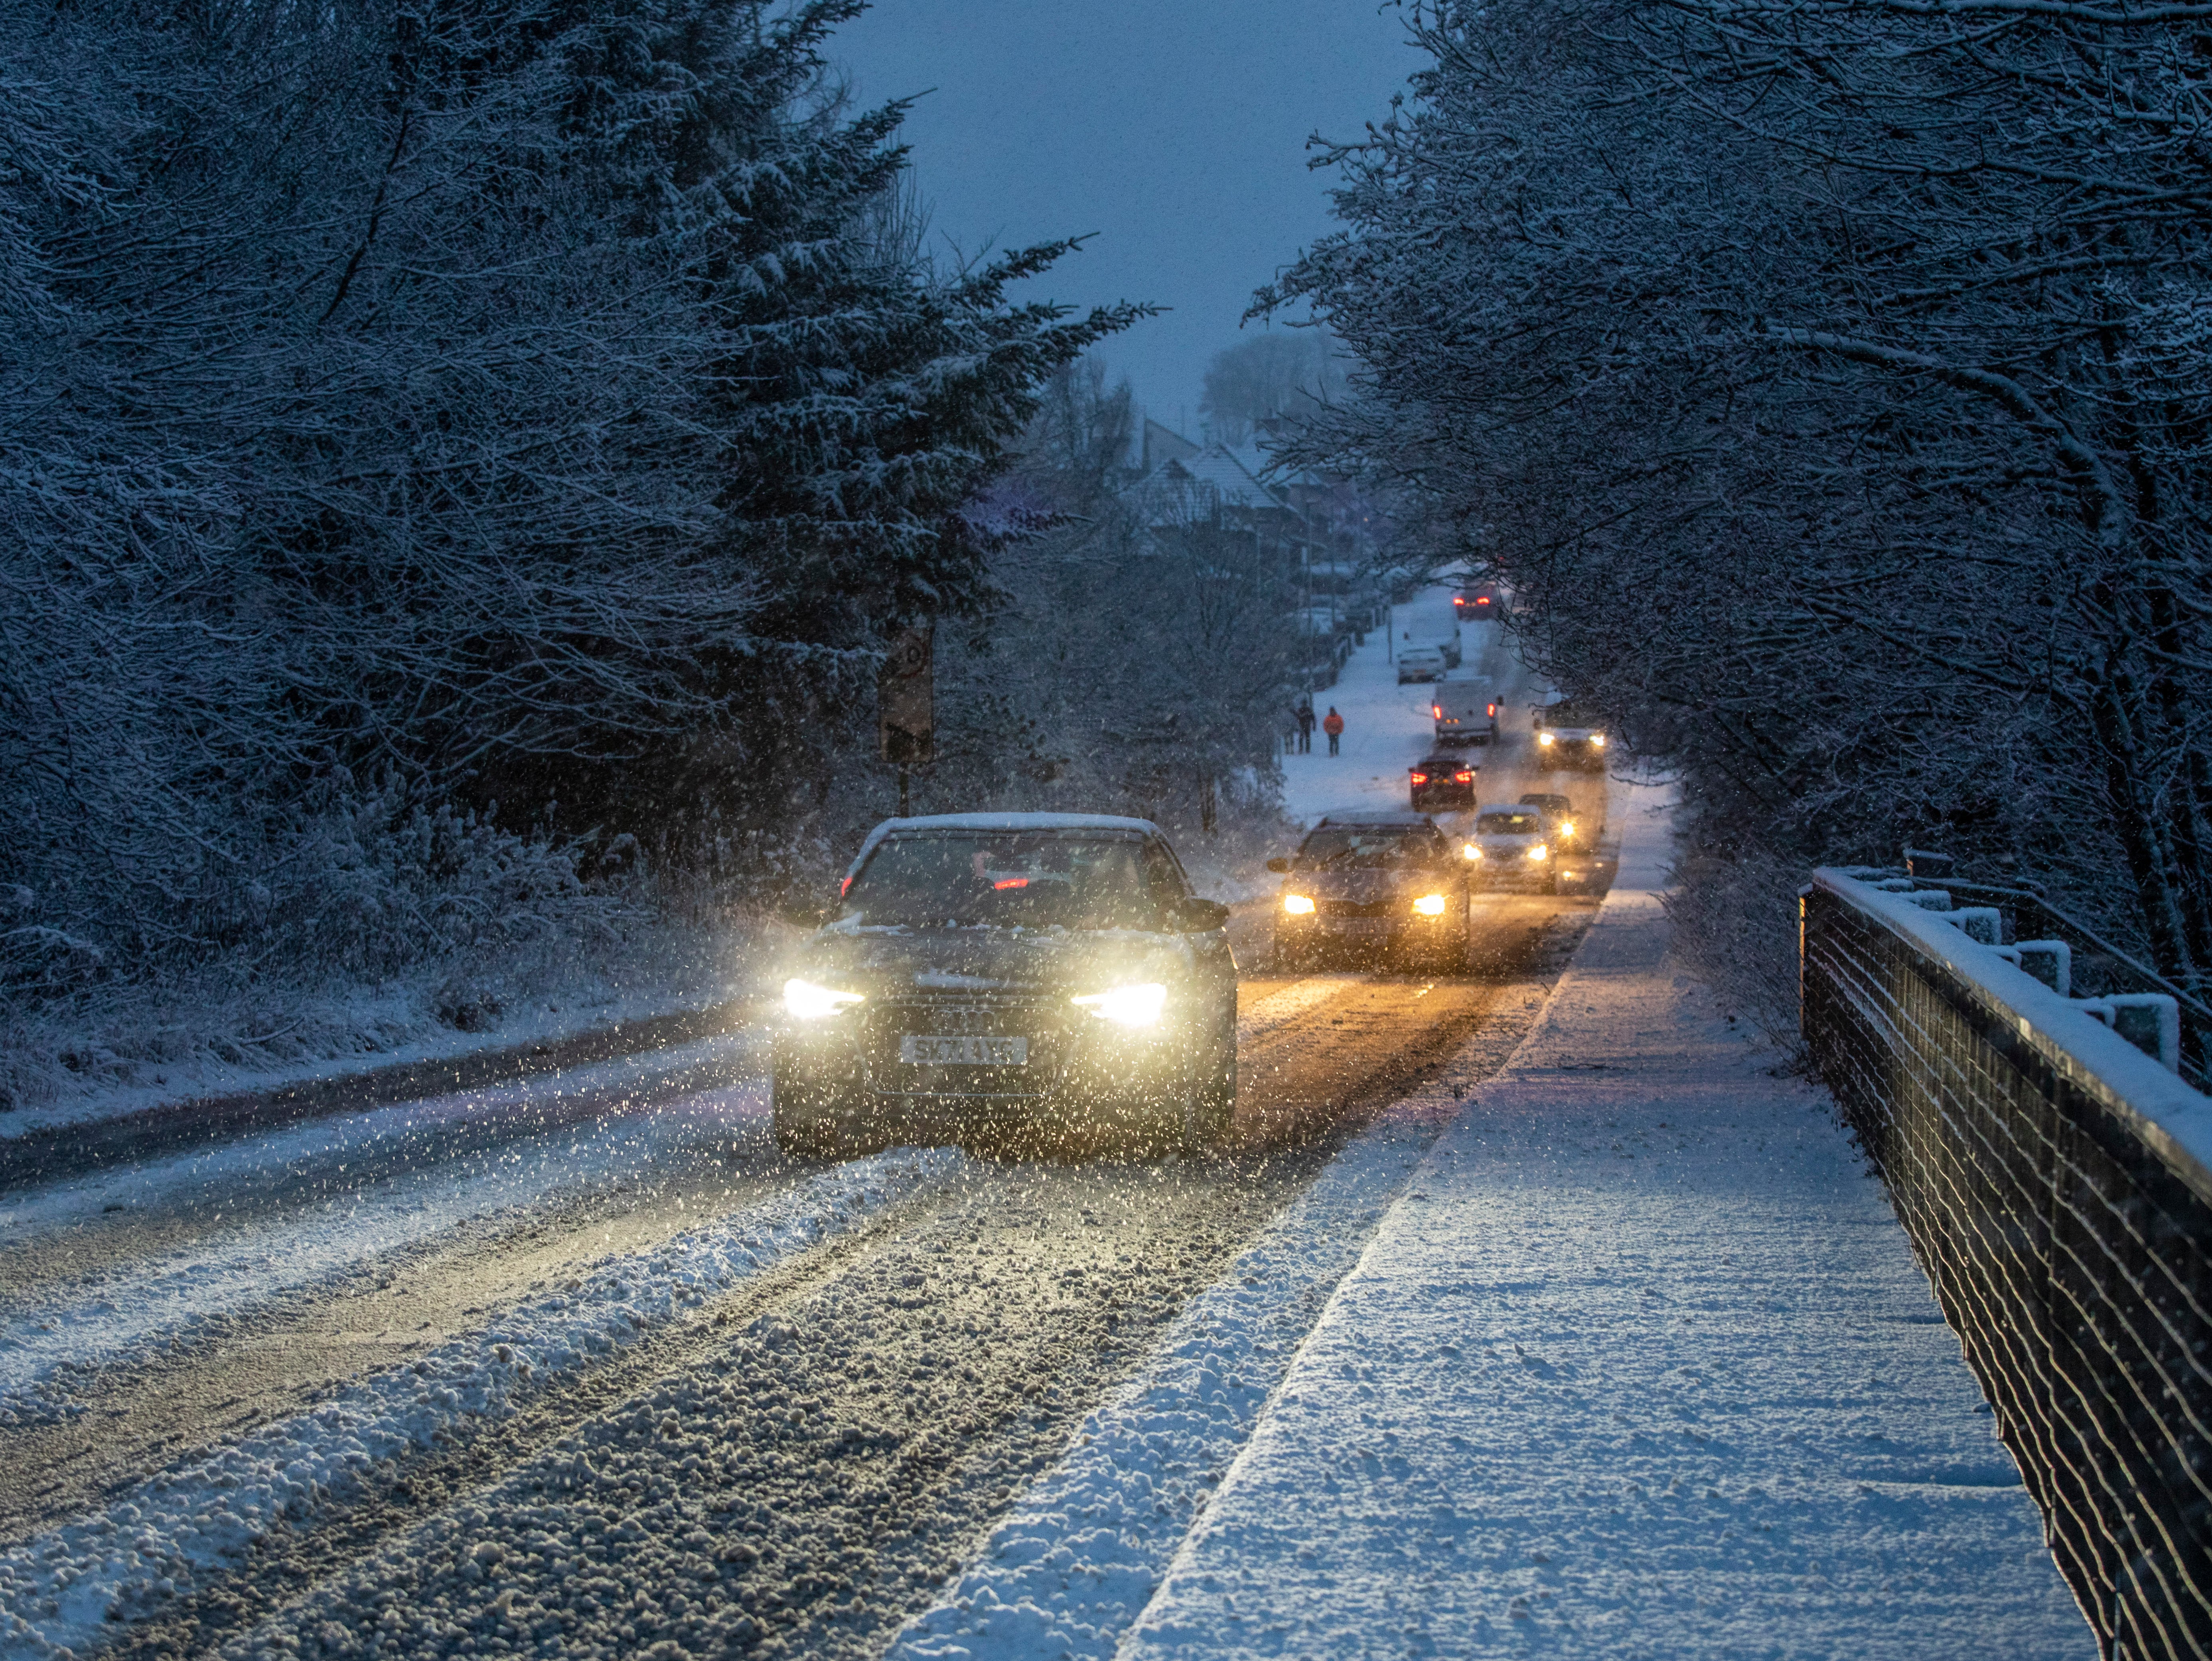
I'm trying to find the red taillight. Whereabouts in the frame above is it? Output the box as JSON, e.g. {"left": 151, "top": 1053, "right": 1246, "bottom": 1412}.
{"left": 1476, "top": 597, "right": 1491, "bottom": 607}
{"left": 1410, "top": 772, "right": 1429, "bottom": 784}
{"left": 1431, "top": 705, "right": 1441, "bottom": 718}
{"left": 993, "top": 876, "right": 1029, "bottom": 890}
{"left": 839, "top": 875, "right": 852, "bottom": 897}
{"left": 1486, "top": 703, "right": 1497, "bottom": 717}
{"left": 1455, "top": 771, "right": 1474, "bottom": 783}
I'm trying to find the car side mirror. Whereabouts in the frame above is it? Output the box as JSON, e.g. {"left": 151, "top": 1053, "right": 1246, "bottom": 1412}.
{"left": 1177, "top": 897, "right": 1231, "bottom": 932}
{"left": 1264, "top": 856, "right": 1290, "bottom": 873}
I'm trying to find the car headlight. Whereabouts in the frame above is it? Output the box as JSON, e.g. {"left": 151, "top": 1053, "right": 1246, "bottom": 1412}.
{"left": 1283, "top": 893, "right": 1316, "bottom": 915}
{"left": 1537, "top": 732, "right": 1556, "bottom": 747}
{"left": 1527, "top": 843, "right": 1549, "bottom": 861}
{"left": 1462, "top": 844, "right": 1482, "bottom": 861}
{"left": 784, "top": 978, "right": 864, "bottom": 1019}
{"left": 1071, "top": 983, "right": 1167, "bottom": 1027}
{"left": 1560, "top": 820, "right": 1575, "bottom": 838}
{"left": 1412, "top": 893, "right": 1447, "bottom": 916}
{"left": 1590, "top": 733, "right": 1606, "bottom": 748}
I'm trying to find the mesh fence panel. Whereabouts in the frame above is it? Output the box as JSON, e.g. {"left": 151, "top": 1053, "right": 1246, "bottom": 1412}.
{"left": 1803, "top": 879, "right": 2212, "bottom": 1659}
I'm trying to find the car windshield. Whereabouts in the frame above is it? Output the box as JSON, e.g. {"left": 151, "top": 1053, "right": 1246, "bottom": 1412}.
{"left": 1544, "top": 702, "right": 1602, "bottom": 727}
{"left": 839, "top": 832, "right": 1178, "bottom": 929}
{"left": 1296, "top": 827, "right": 1445, "bottom": 868}
{"left": 1478, "top": 811, "right": 1543, "bottom": 835}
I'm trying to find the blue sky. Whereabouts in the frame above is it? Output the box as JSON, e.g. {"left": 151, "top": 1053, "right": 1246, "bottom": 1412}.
{"left": 831, "top": 1, "right": 1423, "bottom": 440}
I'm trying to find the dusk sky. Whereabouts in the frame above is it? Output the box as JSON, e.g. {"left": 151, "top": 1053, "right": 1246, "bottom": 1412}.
{"left": 833, "top": 0, "right": 1424, "bottom": 440}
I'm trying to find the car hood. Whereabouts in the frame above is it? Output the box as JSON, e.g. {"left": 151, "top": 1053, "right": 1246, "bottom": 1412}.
{"left": 795, "top": 924, "right": 1196, "bottom": 997}
{"left": 1475, "top": 833, "right": 1544, "bottom": 854}
{"left": 1284, "top": 867, "right": 1456, "bottom": 905}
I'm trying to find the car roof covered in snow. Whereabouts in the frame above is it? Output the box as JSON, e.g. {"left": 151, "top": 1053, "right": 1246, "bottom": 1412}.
{"left": 1312, "top": 809, "right": 1436, "bottom": 828}
{"left": 845, "top": 812, "right": 1166, "bottom": 876}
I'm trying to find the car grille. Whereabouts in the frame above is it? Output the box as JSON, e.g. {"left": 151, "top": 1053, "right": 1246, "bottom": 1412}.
{"left": 1317, "top": 897, "right": 1402, "bottom": 919}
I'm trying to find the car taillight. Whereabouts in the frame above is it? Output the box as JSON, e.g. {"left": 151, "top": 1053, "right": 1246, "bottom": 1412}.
{"left": 1455, "top": 771, "right": 1474, "bottom": 783}
{"left": 992, "top": 876, "right": 1029, "bottom": 890}
{"left": 1410, "top": 772, "right": 1429, "bottom": 784}
{"left": 1431, "top": 705, "right": 1442, "bottom": 719}
{"left": 1487, "top": 703, "right": 1496, "bottom": 717}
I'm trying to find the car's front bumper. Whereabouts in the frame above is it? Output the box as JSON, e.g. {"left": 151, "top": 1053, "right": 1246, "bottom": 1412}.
{"left": 774, "top": 992, "right": 1200, "bottom": 1134}
{"left": 1277, "top": 905, "right": 1464, "bottom": 960}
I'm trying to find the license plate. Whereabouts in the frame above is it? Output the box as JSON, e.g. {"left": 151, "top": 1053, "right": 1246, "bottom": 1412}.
{"left": 1325, "top": 917, "right": 1392, "bottom": 937}
{"left": 900, "top": 1035, "right": 1029, "bottom": 1066}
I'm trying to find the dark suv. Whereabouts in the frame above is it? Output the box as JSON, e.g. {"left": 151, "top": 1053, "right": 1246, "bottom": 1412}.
{"left": 774, "top": 814, "right": 1237, "bottom": 1158}
{"left": 1267, "top": 811, "right": 1471, "bottom": 971}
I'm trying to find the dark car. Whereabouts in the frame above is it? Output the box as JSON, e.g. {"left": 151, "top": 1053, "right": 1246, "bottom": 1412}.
{"left": 1517, "top": 792, "right": 1594, "bottom": 852}
{"left": 1265, "top": 811, "right": 1471, "bottom": 972}
{"left": 1532, "top": 698, "right": 1609, "bottom": 770}
{"left": 773, "top": 814, "right": 1237, "bottom": 1159}
{"left": 1411, "top": 752, "right": 1478, "bottom": 812}
{"left": 1454, "top": 587, "right": 1503, "bottom": 622}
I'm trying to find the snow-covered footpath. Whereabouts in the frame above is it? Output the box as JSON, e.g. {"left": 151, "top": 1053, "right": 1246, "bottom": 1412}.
{"left": 1118, "top": 786, "right": 2088, "bottom": 1659}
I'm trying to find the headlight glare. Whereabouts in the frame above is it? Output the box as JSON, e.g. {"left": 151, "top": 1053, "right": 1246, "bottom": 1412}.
{"left": 1462, "top": 844, "right": 1482, "bottom": 860}
{"left": 1590, "top": 733, "right": 1606, "bottom": 748}
{"left": 1071, "top": 982, "right": 1168, "bottom": 1027}
{"left": 1538, "top": 732, "right": 1556, "bottom": 746}
{"left": 1413, "top": 893, "right": 1447, "bottom": 916}
{"left": 784, "top": 978, "right": 863, "bottom": 1019}
{"left": 1283, "top": 893, "right": 1316, "bottom": 915}
{"left": 1527, "top": 843, "right": 1549, "bottom": 861}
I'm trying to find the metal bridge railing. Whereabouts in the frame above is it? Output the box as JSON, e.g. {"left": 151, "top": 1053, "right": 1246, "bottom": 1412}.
{"left": 1804, "top": 870, "right": 2212, "bottom": 1660}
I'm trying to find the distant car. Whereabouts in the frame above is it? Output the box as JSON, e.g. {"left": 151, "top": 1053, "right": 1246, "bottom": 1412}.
{"left": 1411, "top": 752, "right": 1478, "bottom": 812}
{"left": 1267, "top": 811, "right": 1470, "bottom": 971}
{"left": 1463, "top": 804, "right": 1555, "bottom": 893}
{"left": 1396, "top": 646, "right": 1447, "bottom": 684}
{"left": 1517, "top": 791, "right": 1598, "bottom": 853}
{"left": 1531, "top": 698, "right": 1608, "bottom": 771}
{"left": 774, "top": 814, "right": 1238, "bottom": 1157}
{"left": 1454, "top": 587, "right": 1504, "bottom": 622}
{"left": 1431, "top": 678, "right": 1498, "bottom": 746}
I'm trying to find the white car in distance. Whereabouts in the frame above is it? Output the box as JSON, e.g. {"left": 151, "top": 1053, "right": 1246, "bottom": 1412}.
{"left": 1397, "top": 645, "right": 1447, "bottom": 684}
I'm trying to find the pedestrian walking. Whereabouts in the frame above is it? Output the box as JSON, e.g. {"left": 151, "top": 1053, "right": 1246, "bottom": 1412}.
{"left": 1295, "top": 698, "right": 1316, "bottom": 754}
{"left": 1322, "top": 705, "right": 1344, "bottom": 756}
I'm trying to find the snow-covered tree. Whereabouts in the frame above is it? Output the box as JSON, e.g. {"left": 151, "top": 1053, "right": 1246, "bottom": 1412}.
{"left": 0, "top": 0, "right": 1135, "bottom": 998}
{"left": 1264, "top": 0, "right": 2212, "bottom": 999}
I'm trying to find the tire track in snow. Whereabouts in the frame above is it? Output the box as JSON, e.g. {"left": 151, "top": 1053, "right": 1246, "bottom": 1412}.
{"left": 0, "top": 1039, "right": 760, "bottom": 1425}
{"left": 0, "top": 1147, "right": 961, "bottom": 1661}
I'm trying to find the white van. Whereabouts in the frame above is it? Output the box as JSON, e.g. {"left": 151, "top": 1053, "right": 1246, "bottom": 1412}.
{"left": 1431, "top": 677, "right": 1497, "bottom": 745}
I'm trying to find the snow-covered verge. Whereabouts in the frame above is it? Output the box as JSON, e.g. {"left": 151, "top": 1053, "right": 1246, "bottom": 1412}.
{"left": 0, "top": 912, "right": 776, "bottom": 1144}
{"left": 1114, "top": 786, "right": 2088, "bottom": 1659}
{"left": 883, "top": 1079, "right": 1466, "bottom": 1661}
{"left": 0, "top": 1144, "right": 962, "bottom": 1661}
{"left": 0, "top": 1033, "right": 760, "bottom": 1427}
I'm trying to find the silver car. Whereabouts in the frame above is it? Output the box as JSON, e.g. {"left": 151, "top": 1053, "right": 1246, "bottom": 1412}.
{"left": 1462, "top": 804, "right": 1555, "bottom": 893}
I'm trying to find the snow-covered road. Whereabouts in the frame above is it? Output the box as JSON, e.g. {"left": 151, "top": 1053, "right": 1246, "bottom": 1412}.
{"left": 0, "top": 871, "right": 1596, "bottom": 1659}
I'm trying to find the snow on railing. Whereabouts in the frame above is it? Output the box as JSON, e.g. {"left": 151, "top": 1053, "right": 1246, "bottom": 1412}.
{"left": 1803, "top": 869, "right": 2212, "bottom": 1660}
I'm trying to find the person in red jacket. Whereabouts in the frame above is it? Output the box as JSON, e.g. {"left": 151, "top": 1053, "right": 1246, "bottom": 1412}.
{"left": 1322, "top": 705, "right": 1344, "bottom": 756}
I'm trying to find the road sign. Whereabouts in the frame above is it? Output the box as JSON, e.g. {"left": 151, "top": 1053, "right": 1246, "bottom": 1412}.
{"left": 878, "top": 624, "right": 934, "bottom": 766}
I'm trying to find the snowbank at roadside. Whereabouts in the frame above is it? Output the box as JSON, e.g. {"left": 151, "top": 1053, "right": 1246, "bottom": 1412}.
{"left": 1117, "top": 784, "right": 2086, "bottom": 1659}
{"left": 0, "top": 916, "right": 772, "bottom": 1145}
